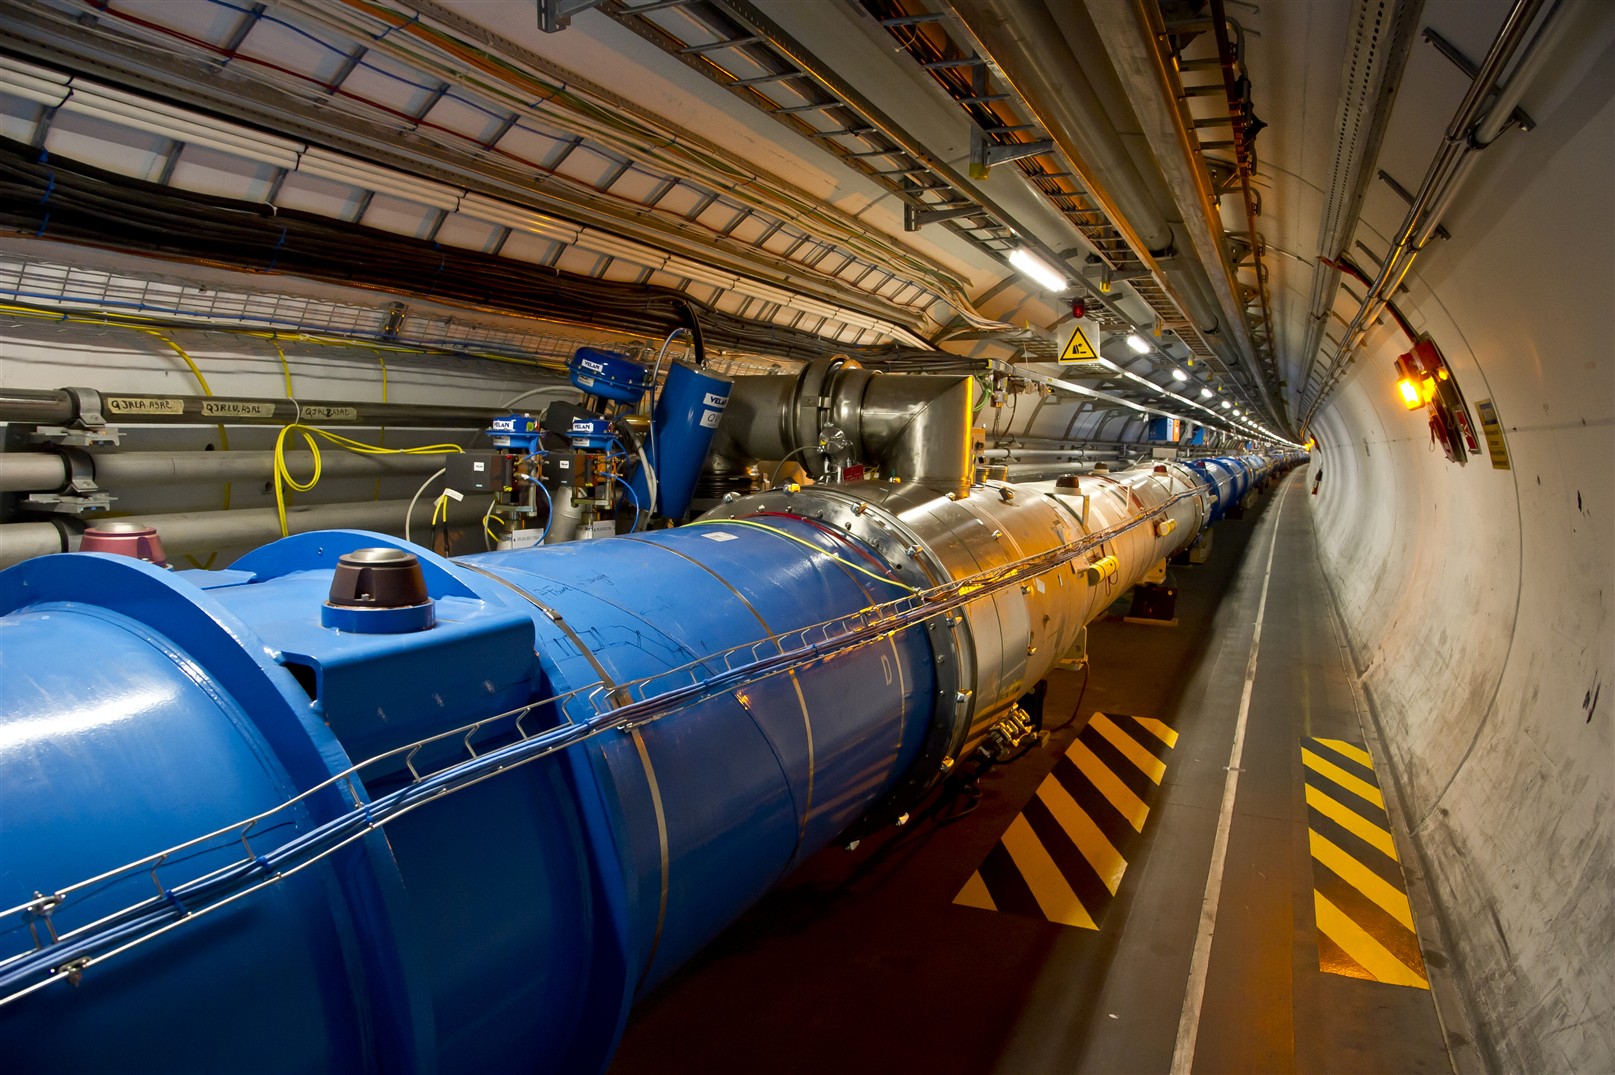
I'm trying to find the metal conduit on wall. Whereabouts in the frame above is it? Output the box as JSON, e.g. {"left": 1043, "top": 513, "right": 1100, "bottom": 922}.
{"left": 0, "top": 449, "right": 1303, "bottom": 1072}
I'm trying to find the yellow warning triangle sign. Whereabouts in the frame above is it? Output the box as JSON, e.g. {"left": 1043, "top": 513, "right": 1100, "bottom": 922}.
{"left": 1059, "top": 324, "right": 1098, "bottom": 362}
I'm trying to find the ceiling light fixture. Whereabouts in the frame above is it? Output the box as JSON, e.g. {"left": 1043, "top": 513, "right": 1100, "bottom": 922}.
{"left": 1221, "top": 400, "right": 1233, "bottom": 410}
{"left": 1126, "top": 333, "right": 1151, "bottom": 354}
{"left": 1171, "top": 368, "right": 1188, "bottom": 382}
{"left": 1200, "top": 387, "right": 1214, "bottom": 399}
{"left": 1008, "top": 249, "right": 1068, "bottom": 293}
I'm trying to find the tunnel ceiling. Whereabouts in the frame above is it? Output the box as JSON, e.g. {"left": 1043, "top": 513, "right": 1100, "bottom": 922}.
{"left": 0, "top": 0, "right": 1540, "bottom": 446}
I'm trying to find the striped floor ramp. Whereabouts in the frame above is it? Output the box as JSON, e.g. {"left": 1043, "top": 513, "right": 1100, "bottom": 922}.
{"left": 954, "top": 713, "right": 1175, "bottom": 930}
{"left": 1302, "top": 736, "right": 1429, "bottom": 989}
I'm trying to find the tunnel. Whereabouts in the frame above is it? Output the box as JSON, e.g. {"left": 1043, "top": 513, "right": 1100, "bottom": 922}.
{"left": 0, "top": 1, "right": 1608, "bottom": 1073}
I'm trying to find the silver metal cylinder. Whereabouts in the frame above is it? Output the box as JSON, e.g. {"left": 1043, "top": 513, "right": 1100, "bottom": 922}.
{"left": 703, "top": 459, "right": 1207, "bottom": 807}
{"left": 714, "top": 358, "right": 976, "bottom": 493}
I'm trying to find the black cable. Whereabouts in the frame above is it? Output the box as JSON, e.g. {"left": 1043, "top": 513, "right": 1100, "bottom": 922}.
{"left": 679, "top": 297, "right": 707, "bottom": 367}
{"left": 1046, "top": 661, "right": 1093, "bottom": 733}
{"left": 0, "top": 137, "right": 959, "bottom": 366}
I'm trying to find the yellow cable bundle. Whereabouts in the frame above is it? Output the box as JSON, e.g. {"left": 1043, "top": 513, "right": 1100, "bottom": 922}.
{"left": 273, "top": 423, "right": 464, "bottom": 537}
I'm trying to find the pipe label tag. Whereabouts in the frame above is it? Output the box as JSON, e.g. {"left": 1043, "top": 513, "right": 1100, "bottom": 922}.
{"left": 105, "top": 396, "right": 183, "bottom": 415}
{"left": 302, "top": 405, "right": 358, "bottom": 422}
{"left": 202, "top": 401, "right": 276, "bottom": 418}
{"left": 702, "top": 531, "right": 738, "bottom": 542}
{"left": 703, "top": 393, "right": 729, "bottom": 407}
{"left": 700, "top": 410, "right": 722, "bottom": 428}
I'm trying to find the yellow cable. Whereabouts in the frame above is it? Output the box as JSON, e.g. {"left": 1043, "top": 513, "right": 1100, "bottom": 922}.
{"left": 273, "top": 423, "right": 464, "bottom": 537}
{"left": 269, "top": 338, "right": 294, "bottom": 397}
{"left": 685, "top": 518, "right": 915, "bottom": 591}
{"left": 140, "top": 329, "right": 215, "bottom": 396}
{"left": 0, "top": 303, "right": 552, "bottom": 369}
{"left": 141, "top": 331, "right": 231, "bottom": 564}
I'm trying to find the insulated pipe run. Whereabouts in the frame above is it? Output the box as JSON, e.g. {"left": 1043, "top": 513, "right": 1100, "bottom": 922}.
{"left": 0, "top": 497, "right": 487, "bottom": 568}
{"left": 0, "top": 450, "right": 453, "bottom": 493}
{"left": 1080, "top": 0, "right": 1283, "bottom": 426}
{"left": 948, "top": 0, "right": 1175, "bottom": 256}
{"left": 979, "top": 448, "right": 1115, "bottom": 459}
{"left": 951, "top": 0, "right": 1272, "bottom": 422}
{"left": 0, "top": 386, "right": 510, "bottom": 428}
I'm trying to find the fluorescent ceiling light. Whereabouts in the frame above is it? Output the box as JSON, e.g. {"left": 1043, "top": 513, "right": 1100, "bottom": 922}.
{"left": 1171, "top": 368, "right": 1188, "bottom": 382}
{"left": 1008, "top": 249, "right": 1067, "bottom": 292}
{"left": 1126, "top": 333, "right": 1151, "bottom": 354}
{"left": 1200, "top": 387, "right": 1214, "bottom": 399}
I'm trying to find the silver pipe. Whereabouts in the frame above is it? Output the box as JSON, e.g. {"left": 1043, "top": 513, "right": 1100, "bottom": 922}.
{"left": 854, "top": 374, "right": 976, "bottom": 493}
{"left": 0, "top": 450, "right": 452, "bottom": 493}
{"left": 980, "top": 448, "right": 1109, "bottom": 459}
{"left": 0, "top": 454, "right": 68, "bottom": 493}
{"left": 0, "top": 522, "right": 70, "bottom": 563}
{"left": 1446, "top": 0, "right": 1549, "bottom": 142}
{"left": 1471, "top": 0, "right": 1578, "bottom": 146}
{"left": 0, "top": 497, "right": 487, "bottom": 570}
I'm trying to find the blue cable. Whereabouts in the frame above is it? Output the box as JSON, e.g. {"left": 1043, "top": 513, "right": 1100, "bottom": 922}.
{"left": 611, "top": 474, "right": 642, "bottom": 533}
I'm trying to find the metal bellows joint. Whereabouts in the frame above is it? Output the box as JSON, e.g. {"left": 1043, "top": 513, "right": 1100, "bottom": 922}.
{"left": 711, "top": 356, "right": 976, "bottom": 494}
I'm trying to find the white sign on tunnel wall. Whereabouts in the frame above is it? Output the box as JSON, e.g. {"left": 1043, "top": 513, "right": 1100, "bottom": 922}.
{"left": 1474, "top": 399, "right": 1511, "bottom": 471}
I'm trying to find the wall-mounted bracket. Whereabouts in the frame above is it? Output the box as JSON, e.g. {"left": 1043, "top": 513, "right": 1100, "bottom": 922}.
{"left": 968, "top": 126, "right": 1054, "bottom": 179}
{"left": 1376, "top": 171, "right": 1451, "bottom": 241}
{"left": 538, "top": 0, "right": 608, "bottom": 33}
{"left": 904, "top": 200, "right": 983, "bottom": 232}
{"left": 1422, "top": 27, "right": 1535, "bottom": 133}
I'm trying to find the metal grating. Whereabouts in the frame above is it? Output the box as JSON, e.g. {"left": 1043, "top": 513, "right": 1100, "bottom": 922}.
{"left": 2, "top": 0, "right": 970, "bottom": 344}
{"left": 0, "top": 253, "right": 796, "bottom": 376}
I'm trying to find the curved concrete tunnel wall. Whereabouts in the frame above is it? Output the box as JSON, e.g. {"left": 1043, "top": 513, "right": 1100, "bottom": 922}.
{"left": 1308, "top": 60, "right": 1612, "bottom": 1073}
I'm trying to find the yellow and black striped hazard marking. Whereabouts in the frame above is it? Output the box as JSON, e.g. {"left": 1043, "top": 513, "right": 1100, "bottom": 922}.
{"left": 954, "top": 713, "right": 1176, "bottom": 929}
{"left": 1303, "top": 737, "right": 1428, "bottom": 989}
